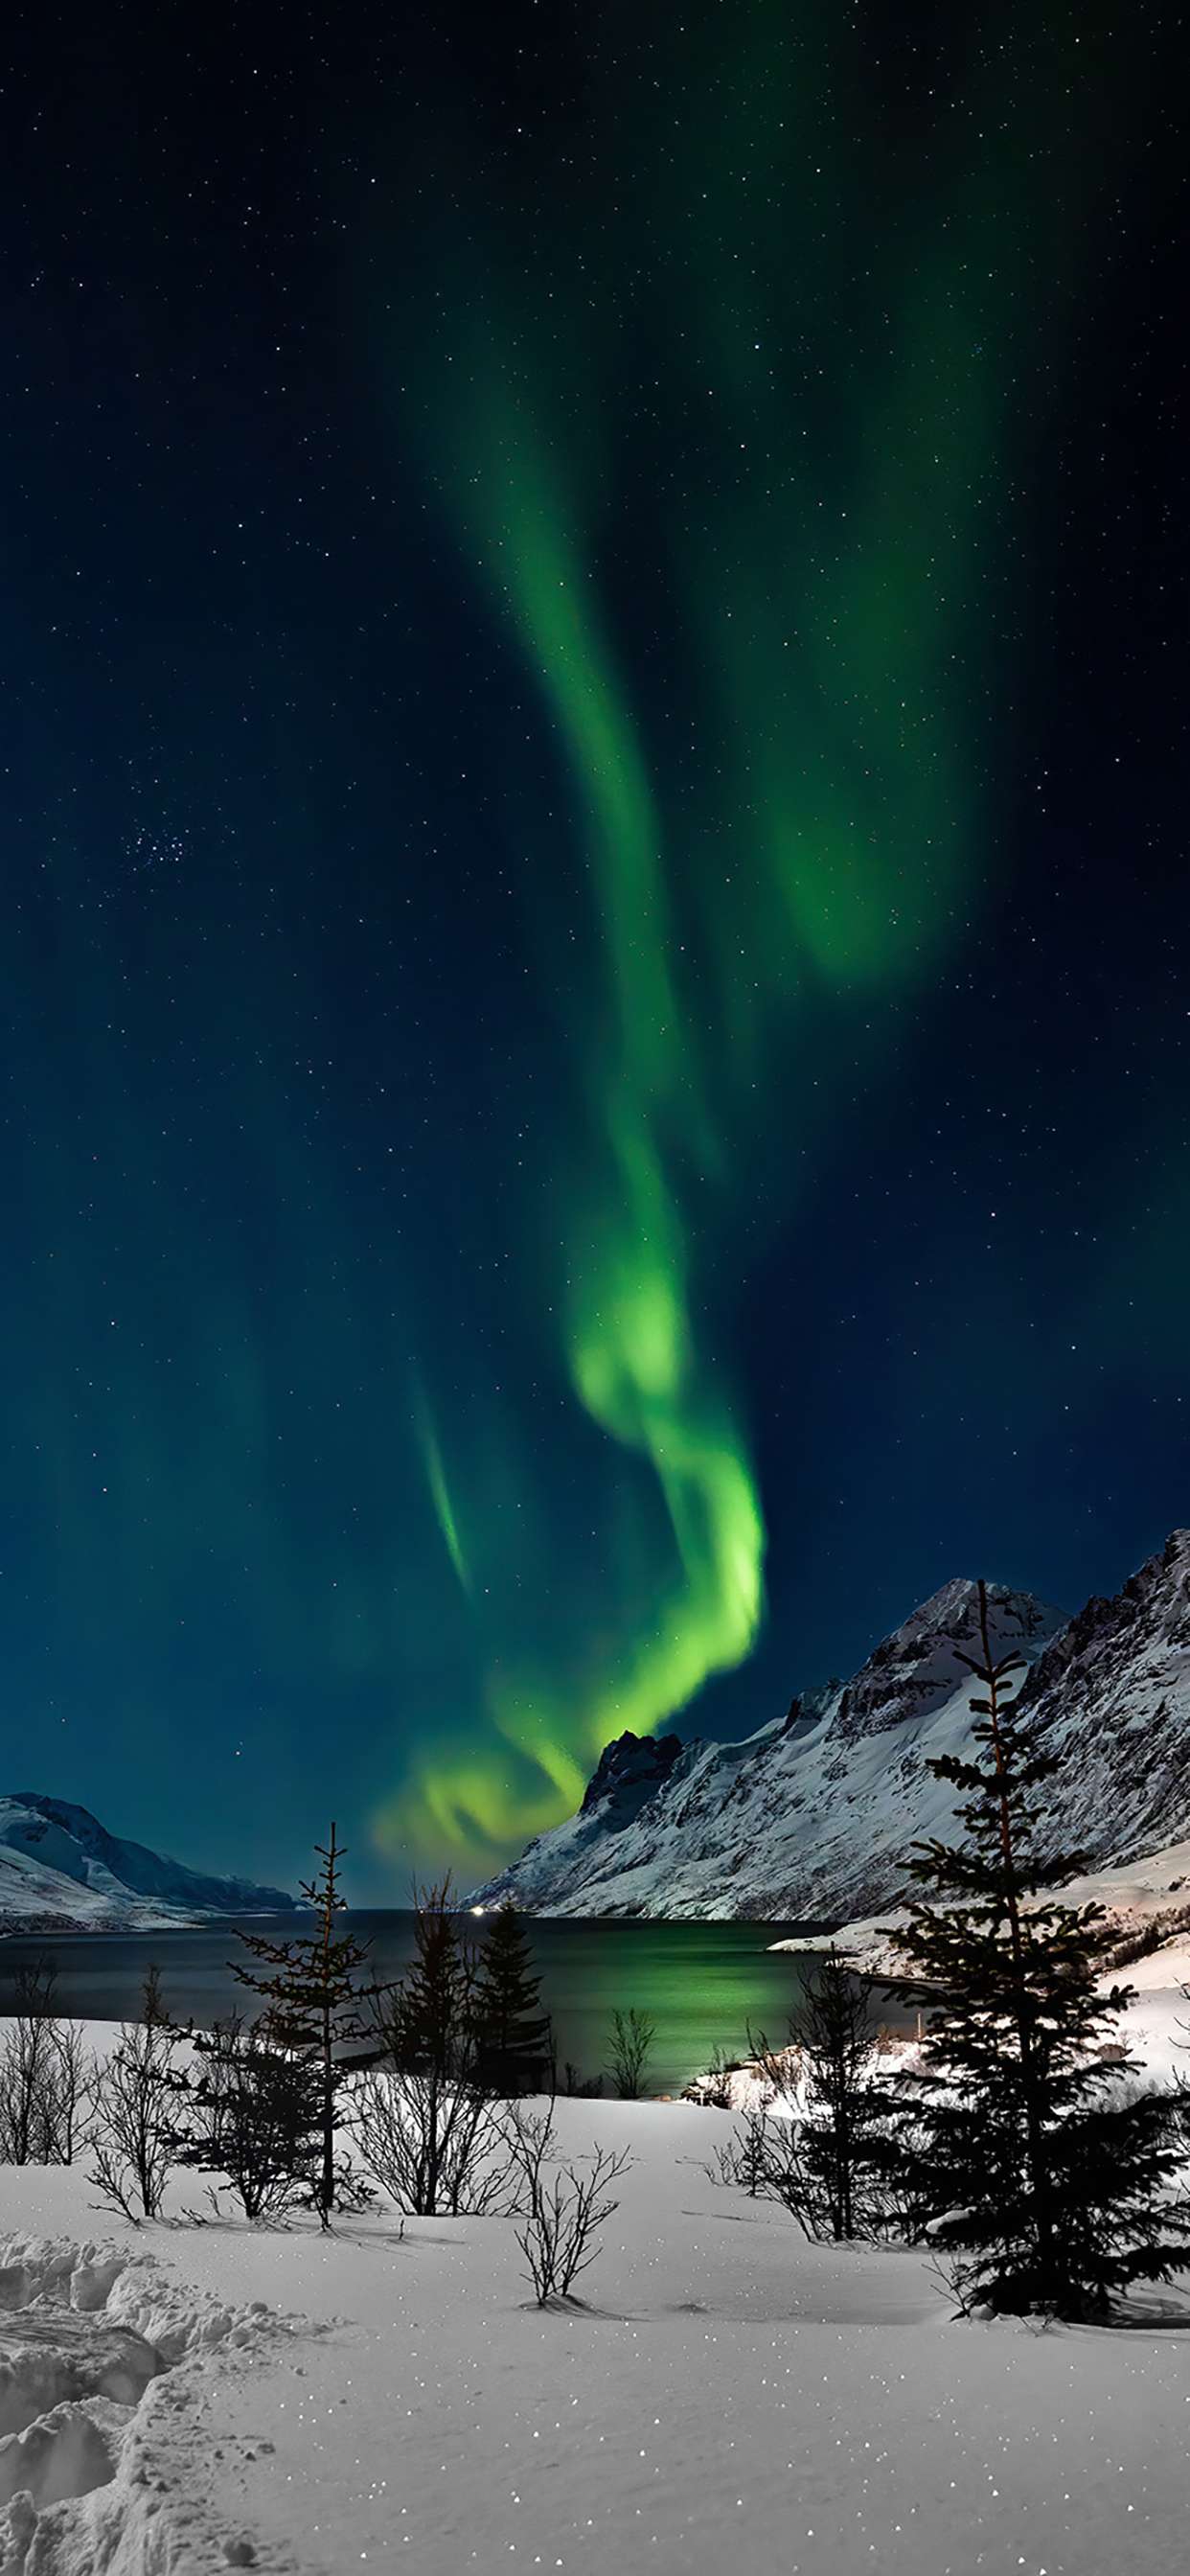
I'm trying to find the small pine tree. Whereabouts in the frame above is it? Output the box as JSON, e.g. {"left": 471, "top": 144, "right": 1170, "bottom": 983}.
{"left": 754, "top": 1950, "right": 905, "bottom": 2242}
{"left": 471, "top": 1901, "right": 553, "bottom": 2096}
{"left": 890, "top": 1578, "right": 1190, "bottom": 2317}
{"left": 231, "top": 1824, "right": 372, "bottom": 2228}
{"left": 390, "top": 1875, "right": 476, "bottom": 2079}
{"left": 606, "top": 2007, "right": 655, "bottom": 2100}
{"left": 177, "top": 2009, "right": 324, "bottom": 2220}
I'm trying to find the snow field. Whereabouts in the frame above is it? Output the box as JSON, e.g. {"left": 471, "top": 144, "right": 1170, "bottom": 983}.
{"left": 0, "top": 2206, "right": 312, "bottom": 2572}
{"left": 0, "top": 2045, "right": 1188, "bottom": 2576}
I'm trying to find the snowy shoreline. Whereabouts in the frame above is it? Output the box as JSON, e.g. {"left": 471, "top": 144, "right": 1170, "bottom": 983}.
{"left": 1, "top": 2002, "right": 1189, "bottom": 2573}
{"left": 768, "top": 1833, "right": 1190, "bottom": 1973}
{"left": 2, "top": 1840, "right": 1188, "bottom": 2571}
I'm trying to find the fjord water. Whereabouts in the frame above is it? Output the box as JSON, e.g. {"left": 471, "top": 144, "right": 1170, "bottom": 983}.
{"left": 0, "top": 1912, "right": 828, "bottom": 2094}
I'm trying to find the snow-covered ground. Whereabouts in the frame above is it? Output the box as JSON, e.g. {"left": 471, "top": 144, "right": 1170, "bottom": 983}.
{"left": 772, "top": 1833, "right": 1190, "bottom": 1979}
{"left": 1, "top": 2006, "right": 1189, "bottom": 2574}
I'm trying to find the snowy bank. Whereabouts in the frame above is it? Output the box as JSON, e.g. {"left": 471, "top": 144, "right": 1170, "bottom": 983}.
{"left": 768, "top": 1833, "right": 1190, "bottom": 1977}
{"left": 1, "top": 2022, "right": 1189, "bottom": 2572}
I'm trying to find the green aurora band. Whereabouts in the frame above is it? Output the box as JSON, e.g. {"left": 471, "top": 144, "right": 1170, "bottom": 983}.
{"left": 371, "top": 4, "right": 1150, "bottom": 1872}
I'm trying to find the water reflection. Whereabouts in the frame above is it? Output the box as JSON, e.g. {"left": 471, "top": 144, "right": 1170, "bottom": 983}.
{"left": 0, "top": 1911, "right": 831, "bottom": 2095}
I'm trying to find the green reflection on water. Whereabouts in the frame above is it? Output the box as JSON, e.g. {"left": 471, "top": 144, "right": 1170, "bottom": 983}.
{"left": 511, "top": 1917, "right": 823, "bottom": 2094}
{"left": 0, "top": 1911, "right": 829, "bottom": 2094}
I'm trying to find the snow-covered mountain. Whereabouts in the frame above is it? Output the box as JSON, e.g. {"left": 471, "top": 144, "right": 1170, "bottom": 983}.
{"left": 0, "top": 1792, "right": 305, "bottom": 1932}
{"left": 469, "top": 1536, "right": 1190, "bottom": 1920}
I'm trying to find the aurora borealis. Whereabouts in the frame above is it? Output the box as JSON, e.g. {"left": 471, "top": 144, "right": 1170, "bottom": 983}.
{"left": 2, "top": 4, "right": 1188, "bottom": 1898}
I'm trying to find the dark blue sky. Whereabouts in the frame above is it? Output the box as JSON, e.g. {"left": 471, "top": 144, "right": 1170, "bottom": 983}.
{"left": 1, "top": 2, "right": 1187, "bottom": 1899}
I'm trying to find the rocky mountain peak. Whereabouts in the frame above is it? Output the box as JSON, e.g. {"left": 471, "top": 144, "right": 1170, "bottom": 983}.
{"left": 579, "top": 1730, "right": 683, "bottom": 1818}
{"left": 1020, "top": 1529, "right": 1190, "bottom": 1715}
{"left": 467, "top": 1533, "right": 1190, "bottom": 1920}
{"left": 828, "top": 1577, "right": 1066, "bottom": 1743}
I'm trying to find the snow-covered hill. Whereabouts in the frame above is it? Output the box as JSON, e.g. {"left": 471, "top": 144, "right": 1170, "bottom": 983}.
{"left": 469, "top": 1536, "right": 1190, "bottom": 1920}
{"left": 771, "top": 1832, "right": 1190, "bottom": 1989}
{"left": 0, "top": 1792, "right": 305, "bottom": 1931}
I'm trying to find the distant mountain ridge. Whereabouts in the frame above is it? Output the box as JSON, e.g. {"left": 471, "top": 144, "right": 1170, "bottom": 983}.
{"left": 0, "top": 1792, "right": 305, "bottom": 1931}
{"left": 469, "top": 1536, "right": 1190, "bottom": 1920}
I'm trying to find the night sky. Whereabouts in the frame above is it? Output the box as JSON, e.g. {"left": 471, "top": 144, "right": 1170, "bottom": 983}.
{"left": 2, "top": 2, "right": 1188, "bottom": 1900}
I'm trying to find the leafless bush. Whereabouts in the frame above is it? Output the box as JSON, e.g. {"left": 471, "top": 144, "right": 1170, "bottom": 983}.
{"left": 710, "top": 2107, "right": 808, "bottom": 2227}
{"left": 709, "top": 2107, "right": 773, "bottom": 2199}
{"left": 505, "top": 2103, "right": 632, "bottom": 2304}
{"left": 348, "top": 2060, "right": 515, "bottom": 2216}
{"left": 560, "top": 2062, "right": 605, "bottom": 2098}
{"left": 47, "top": 2015, "right": 91, "bottom": 2163}
{"left": 87, "top": 1965, "right": 189, "bottom": 2221}
{"left": 348, "top": 1934, "right": 512, "bottom": 2218}
{"left": 1105, "top": 1903, "right": 1190, "bottom": 1971}
{"left": 701, "top": 2042, "right": 747, "bottom": 2108}
{"left": 0, "top": 1957, "right": 91, "bottom": 2164}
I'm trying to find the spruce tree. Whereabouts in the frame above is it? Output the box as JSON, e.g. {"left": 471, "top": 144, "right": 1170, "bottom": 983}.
{"left": 777, "top": 1950, "right": 904, "bottom": 2241}
{"left": 721, "top": 1953, "right": 904, "bottom": 2241}
{"left": 178, "top": 2009, "right": 324, "bottom": 2221}
{"left": 390, "top": 1875, "right": 477, "bottom": 2078}
{"left": 355, "top": 1877, "right": 495, "bottom": 2216}
{"left": 471, "top": 1899, "right": 553, "bottom": 2095}
{"left": 891, "top": 1578, "right": 1190, "bottom": 2317}
{"left": 231, "top": 1823, "right": 372, "bottom": 2228}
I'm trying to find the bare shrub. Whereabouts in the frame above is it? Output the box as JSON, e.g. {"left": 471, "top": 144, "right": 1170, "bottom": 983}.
{"left": 692, "top": 2042, "right": 746, "bottom": 2110}
{"left": 0, "top": 1957, "right": 91, "bottom": 2165}
{"left": 350, "top": 1882, "right": 512, "bottom": 2218}
{"left": 348, "top": 2061, "right": 514, "bottom": 2217}
{"left": 561, "top": 2062, "right": 605, "bottom": 2098}
{"left": 1105, "top": 1903, "right": 1190, "bottom": 1970}
{"left": 46, "top": 2014, "right": 91, "bottom": 2164}
{"left": 506, "top": 2104, "right": 631, "bottom": 2304}
{"left": 87, "top": 1965, "right": 189, "bottom": 2221}
{"left": 709, "top": 2106, "right": 772, "bottom": 2199}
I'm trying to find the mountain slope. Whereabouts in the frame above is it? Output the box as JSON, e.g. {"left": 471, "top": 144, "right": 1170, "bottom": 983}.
{"left": 469, "top": 1543, "right": 1190, "bottom": 1920}
{"left": 0, "top": 1793, "right": 304, "bottom": 1930}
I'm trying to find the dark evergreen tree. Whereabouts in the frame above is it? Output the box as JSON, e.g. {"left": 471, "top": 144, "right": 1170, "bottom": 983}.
{"left": 754, "top": 1950, "right": 905, "bottom": 2241}
{"left": 177, "top": 2009, "right": 324, "bottom": 2220}
{"left": 890, "top": 1579, "right": 1190, "bottom": 2316}
{"left": 355, "top": 1877, "right": 495, "bottom": 2216}
{"left": 714, "top": 1953, "right": 904, "bottom": 2239}
{"left": 389, "top": 1875, "right": 477, "bottom": 2078}
{"left": 471, "top": 1900, "right": 553, "bottom": 2096}
{"left": 231, "top": 1824, "right": 372, "bottom": 2228}
{"left": 606, "top": 2007, "right": 655, "bottom": 2100}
